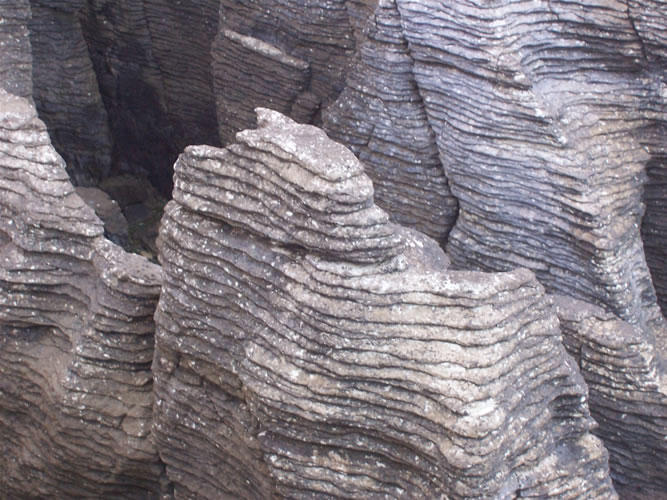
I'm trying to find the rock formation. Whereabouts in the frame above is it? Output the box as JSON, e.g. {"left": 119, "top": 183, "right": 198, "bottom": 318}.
{"left": 0, "top": 89, "right": 165, "bottom": 498}
{"left": 323, "top": 0, "right": 458, "bottom": 243}
{"left": 153, "top": 108, "right": 617, "bottom": 499}
{"left": 0, "top": 0, "right": 32, "bottom": 99}
{"left": 554, "top": 296, "right": 667, "bottom": 500}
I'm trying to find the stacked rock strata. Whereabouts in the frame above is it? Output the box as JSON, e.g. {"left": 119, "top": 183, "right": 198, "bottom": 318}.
{"left": 554, "top": 295, "right": 667, "bottom": 500}
{"left": 213, "top": 0, "right": 360, "bottom": 143}
{"left": 323, "top": 0, "right": 458, "bottom": 244}
{"left": 0, "top": 89, "right": 164, "bottom": 498}
{"left": 153, "top": 109, "right": 617, "bottom": 499}
{"left": 0, "top": 0, "right": 32, "bottom": 98}
{"left": 630, "top": 0, "right": 667, "bottom": 317}
{"left": 387, "top": 0, "right": 665, "bottom": 339}
{"left": 28, "top": 0, "right": 113, "bottom": 186}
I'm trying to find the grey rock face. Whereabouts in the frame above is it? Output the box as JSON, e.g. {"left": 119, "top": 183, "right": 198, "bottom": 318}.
{"left": 554, "top": 295, "right": 667, "bottom": 500}
{"left": 29, "top": 0, "right": 113, "bottom": 186}
{"left": 0, "top": 89, "right": 165, "bottom": 498}
{"left": 392, "top": 0, "right": 665, "bottom": 341}
{"left": 154, "top": 109, "right": 616, "bottom": 499}
{"left": 323, "top": 0, "right": 458, "bottom": 244}
{"left": 0, "top": 0, "right": 32, "bottom": 98}
{"left": 212, "top": 0, "right": 360, "bottom": 143}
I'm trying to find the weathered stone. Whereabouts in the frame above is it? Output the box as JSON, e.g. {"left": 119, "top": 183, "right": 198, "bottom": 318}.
{"left": 213, "top": 0, "right": 359, "bottom": 142}
{"left": 0, "top": 0, "right": 32, "bottom": 99}
{"left": 554, "top": 295, "right": 667, "bottom": 500}
{"left": 323, "top": 0, "right": 458, "bottom": 244}
{"left": 75, "top": 186, "right": 130, "bottom": 247}
{"left": 0, "top": 89, "right": 165, "bottom": 498}
{"left": 28, "top": 0, "right": 113, "bottom": 186}
{"left": 153, "top": 109, "right": 616, "bottom": 499}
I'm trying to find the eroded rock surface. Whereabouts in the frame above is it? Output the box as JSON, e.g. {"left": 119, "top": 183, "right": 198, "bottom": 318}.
{"left": 0, "top": 89, "right": 165, "bottom": 498}
{"left": 554, "top": 296, "right": 667, "bottom": 500}
{"left": 323, "top": 0, "right": 458, "bottom": 243}
{"left": 153, "top": 109, "right": 616, "bottom": 499}
{"left": 0, "top": 0, "right": 32, "bottom": 98}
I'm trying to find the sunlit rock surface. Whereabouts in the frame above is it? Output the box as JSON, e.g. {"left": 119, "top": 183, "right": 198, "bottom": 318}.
{"left": 0, "top": 89, "right": 165, "bottom": 498}
{"left": 153, "top": 109, "right": 616, "bottom": 499}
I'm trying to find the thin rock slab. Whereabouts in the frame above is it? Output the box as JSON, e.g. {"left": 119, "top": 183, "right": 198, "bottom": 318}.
{"left": 153, "top": 109, "right": 616, "bottom": 499}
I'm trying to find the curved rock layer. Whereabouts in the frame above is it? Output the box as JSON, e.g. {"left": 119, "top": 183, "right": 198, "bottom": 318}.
{"left": 0, "top": 0, "right": 32, "bottom": 99}
{"left": 554, "top": 296, "right": 667, "bottom": 500}
{"left": 391, "top": 0, "right": 666, "bottom": 343}
{"left": 154, "top": 109, "right": 616, "bottom": 499}
{"left": 323, "top": 0, "right": 458, "bottom": 244}
{"left": 0, "top": 89, "right": 165, "bottom": 498}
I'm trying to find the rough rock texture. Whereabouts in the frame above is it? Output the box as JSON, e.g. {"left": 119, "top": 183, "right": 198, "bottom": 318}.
{"left": 390, "top": 0, "right": 666, "bottom": 344}
{"left": 213, "top": 0, "right": 360, "bottom": 143}
{"left": 554, "top": 295, "right": 667, "bottom": 500}
{"left": 28, "top": 0, "right": 113, "bottom": 186}
{"left": 154, "top": 109, "right": 616, "bottom": 499}
{"left": 0, "top": 89, "right": 165, "bottom": 498}
{"left": 323, "top": 0, "right": 457, "bottom": 243}
{"left": 630, "top": 0, "right": 667, "bottom": 317}
{"left": 0, "top": 0, "right": 32, "bottom": 99}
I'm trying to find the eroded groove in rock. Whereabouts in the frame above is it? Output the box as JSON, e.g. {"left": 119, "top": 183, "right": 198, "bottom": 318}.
{"left": 323, "top": 0, "right": 458, "bottom": 244}
{"left": 153, "top": 109, "right": 617, "bottom": 499}
{"left": 554, "top": 295, "right": 667, "bottom": 500}
{"left": 393, "top": 0, "right": 666, "bottom": 345}
{"left": 28, "top": 0, "right": 113, "bottom": 187}
{"left": 0, "top": 0, "right": 32, "bottom": 98}
{"left": 0, "top": 89, "right": 165, "bottom": 498}
{"left": 213, "top": 0, "right": 357, "bottom": 142}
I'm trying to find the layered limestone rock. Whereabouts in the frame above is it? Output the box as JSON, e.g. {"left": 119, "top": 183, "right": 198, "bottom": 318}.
{"left": 0, "top": 89, "right": 165, "bottom": 497}
{"left": 0, "top": 0, "right": 32, "bottom": 98}
{"left": 28, "top": 0, "right": 113, "bottom": 186}
{"left": 554, "top": 296, "right": 667, "bottom": 500}
{"left": 391, "top": 0, "right": 665, "bottom": 342}
{"left": 213, "top": 0, "right": 360, "bottom": 143}
{"left": 630, "top": 0, "right": 667, "bottom": 316}
{"left": 323, "top": 0, "right": 458, "bottom": 244}
{"left": 153, "top": 109, "right": 616, "bottom": 499}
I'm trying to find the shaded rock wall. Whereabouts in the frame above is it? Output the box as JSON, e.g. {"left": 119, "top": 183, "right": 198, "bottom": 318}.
{"left": 212, "top": 0, "right": 360, "bottom": 143}
{"left": 153, "top": 109, "right": 616, "bottom": 499}
{"left": 29, "top": 0, "right": 113, "bottom": 186}
{"left": 0, "top": 89, "right": 165, "bottom": 498}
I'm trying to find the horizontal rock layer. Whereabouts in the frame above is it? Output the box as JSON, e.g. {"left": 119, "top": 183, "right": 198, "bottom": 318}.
{"left": 554, "top": 295, "right": 667, "bottom": 500}
{"left": 154, "top": 109, "right": 616, "bottom": 499}
{"left": 0, "top": 89, "right": 165, "bottom": 498}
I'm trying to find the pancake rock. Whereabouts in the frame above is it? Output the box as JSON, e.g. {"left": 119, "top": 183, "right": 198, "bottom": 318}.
{"left": 28, "top": 0, "right": 113, "bottom": 186}
{"left": 0, "top": 89, "right": 165, "bottom": 497}
{"left": 554, "top": 295, "right": 667, "bottom": 500}
{"left": 323, "top": 0, "right": 457, "bottom": 244}
{"left": 392, "top": 0, "right": 665, "bottom": 342}
{"left": 0, "top": 0, "right": 32, "bottom": 99}
{"left": 153, "top": 109, "right": 616, "bottom": 499}
{"left": 630, "top": 0, "right": 667, "bottom": 317}
{"left": 212, "top": 0, "right": 361, "bottom": 143}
